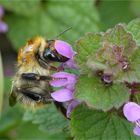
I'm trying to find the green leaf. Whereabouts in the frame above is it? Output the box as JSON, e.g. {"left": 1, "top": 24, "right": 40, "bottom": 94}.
{"left": 75, "top": 33, "right": 102, "bottom": 71}
{"left": 5, "top": 0, "right": 100, "bottom": 51}
{"left": 71, "top": 105, "right": 139, "bottom": 140}
{"left": 16, "top": 122, "right": 70, "bottom": 140}
{"left": 104, "top": 24, "right": 136, "bottom": 49}
{"left": 100, "top": 24, "right": 137, "bottom": 63}
{"left": 75, "top": 24, "right": 136, "bottom": 73}
{"left": 86, "top": 58, "right": 108, "bottom": 72}
{"left": 47, "top": 0, "right": 100, "bottom": 39}
{"left": 23, "top": 103, "right": 69, "bottom": 134}
{"left": 75, "top": 75, "right": 130, "bottom": 111}
{"left": 127, "top": 18, "right": 140, "bottom": 46}
{"left": 0, "top": 0, "right": 41, "bottom": 16}
{"left": 77, "top": 23, "right": 140, "bottom": 84}
{"left": 117, "top": 47, "right": 140, "bottom": 82}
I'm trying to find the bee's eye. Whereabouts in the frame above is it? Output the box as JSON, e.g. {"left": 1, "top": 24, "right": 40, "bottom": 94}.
{"left": 43, "top": 48, "right": 60, "bottom": 61}
{"left": 43, "top": 48, "right": 69, "bottom": 62}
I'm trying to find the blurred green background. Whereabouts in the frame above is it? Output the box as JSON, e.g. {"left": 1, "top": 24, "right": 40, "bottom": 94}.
{"left": 0, "top": 0, "right": 140, "bottom": 139}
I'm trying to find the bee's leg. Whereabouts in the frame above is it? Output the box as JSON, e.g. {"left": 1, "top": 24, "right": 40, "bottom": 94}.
{"left": 22, "top": 73, "right": 52, "bottom": 81}
{"left": 19, "top": 88, "right": 42, "bottom": 101}
{"left": 38, "top": 57, "right": 58, "bottom": 71}
{"left": 54, "top": 101, "right": 68, "bottom": 119}
{"left": 43, "top": 97, "right": 54, "bottom": 104}
{"left": 18, "top": 88, "right": 53, "bottom": 103}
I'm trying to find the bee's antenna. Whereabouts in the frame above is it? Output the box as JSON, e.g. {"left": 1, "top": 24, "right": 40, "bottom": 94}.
{"left": 55, "top": 27, "right": 72, "bottom": 39}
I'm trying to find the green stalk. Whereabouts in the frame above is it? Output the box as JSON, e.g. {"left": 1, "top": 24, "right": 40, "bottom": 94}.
{"left": 0, "top": 51, "right": 4, "bottom": 116}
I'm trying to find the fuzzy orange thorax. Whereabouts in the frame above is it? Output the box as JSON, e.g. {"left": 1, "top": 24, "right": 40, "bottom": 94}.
{"left": 17, "top": 37, "right": 43, "bottom": 65}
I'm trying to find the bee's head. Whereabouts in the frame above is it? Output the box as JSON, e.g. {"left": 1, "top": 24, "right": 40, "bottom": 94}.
{"left": 37, "top": 39, "right": 75, "bottom": 63}
{"left": 44, "top": 40, "right": 70, "bottom": 62}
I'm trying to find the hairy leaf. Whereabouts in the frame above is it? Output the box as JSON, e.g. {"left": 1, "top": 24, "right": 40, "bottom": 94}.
{"left": 71, "top": 105, "right": 139, "bottom": 140}
{"left": 127, "top": 18, "right": 140, "bottom": 46}
{"left": 75, "top": 75, "right": 130, "bottom": 111}
{"left": 117, "top": 47, "right": 140, "bottom": 82}
{"left": 75, "top": 33, "right": 102, "bottom": 71}
{"left": 97, "top": 24, "right": 136, "bottom": 64}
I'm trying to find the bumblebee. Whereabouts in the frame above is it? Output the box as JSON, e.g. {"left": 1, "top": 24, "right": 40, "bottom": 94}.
{"left": 9, "top": 36, "right": 70, "bottom": 108}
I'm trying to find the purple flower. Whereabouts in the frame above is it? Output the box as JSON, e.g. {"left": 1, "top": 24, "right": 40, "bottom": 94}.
{"left": 51, "top": 88, "right": 74, "bottom": 102}
{"left": 0, "top": 6, "right": 8, "bottom": 33}
{"left": 50, "top": 72, "right": 77, "bottom": 102}
{"left": 123, "top": 102, "right": 140, "bottom": 136}
{"left": 61, "top": 59, "right": 78, "bottom": 69}
{"left": 49, "top": 41, "right": 79, "bottom": 118}
{"left": 101, "top": 73, "right": 113, "bottom": 85}
{"left": 50, "top": 72, "right": 77, "bottom": 88}
{"left": 66, "top": 99, "right": 80, "bottom": 118}
{"left": 54, "top": 40, "right": 76, "bottom": 59}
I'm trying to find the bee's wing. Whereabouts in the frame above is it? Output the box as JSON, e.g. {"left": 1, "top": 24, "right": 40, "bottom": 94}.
{"left": 9, "top": 86, "right": 17, "bottom": 106}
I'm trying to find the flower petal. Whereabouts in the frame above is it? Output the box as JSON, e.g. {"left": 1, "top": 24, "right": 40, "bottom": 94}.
{"left": 66, "top": 100, "right": 80, "bottom": 118}
{"left": 62, "top": 59, "right": 78, "bottom": 69}
{"left": 123, "top": 102, "right": 140, "bottom": 122}
{"left": 54, "top": 40, "right": 76, "bottom": 59}
{"left": 50, "top": 78, "right": 67, "bottom": 87}
{"left": 0, "top": 21, "right": 8, "bottom": 33}
{"left": 66, "top": 84, "right": 75, "bottom": 91}
{"left": 0, "top": 6, "right": 4, "bottom": 18}
{"left": 50, "top": 72, "right": 77, "bottom": 87}
{"left": 133, "top": 126, "right": 140, "bottom": 136}
{"left": 51, "top": 89, "right": 74, "bottom": 102}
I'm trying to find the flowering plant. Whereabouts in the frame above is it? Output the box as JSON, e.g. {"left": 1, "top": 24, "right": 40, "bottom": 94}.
{"left": 70, "top": 19, "right": 140, "bottom": 139}
{"left": 1, "top": 1, "right": 140, "bottom": 139}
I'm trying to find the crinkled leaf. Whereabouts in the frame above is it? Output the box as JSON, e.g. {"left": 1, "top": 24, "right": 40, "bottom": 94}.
{"left": 5, "top": 0, "right": 100, "bottom": 51}
{"left": 77, "top": 24, "right": 139, "bottom": 84}
{"left": 127, "top": 18, "right": 140, "bottom": 46}
{"left": 23, "top": 103, "right": 69, "bottom": 134}
{"left": 98, "top": 24, "right": 139, "bottom": 83}
{"left": 75, "top": 75, "right": 130, "bottom": 111}
{"left": 75, "top": 33, "right": 102, "bottom": 71}
{"left": 101, "top": 24, "right": 136, "bottom": 58}
{"left": 0, "top": 0, "right": 41, "bottom": 16}
{"left": 75, "top": 24, "right": 136, "bottom": 74}
{"left": 71, "top": 105, "right": 139, "bottom": 140}
{"left": 117, "top": 47, "right": 140, "bottom": 82}
{"left": 86, "top": 58, "right": 108, "bottom": 72}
